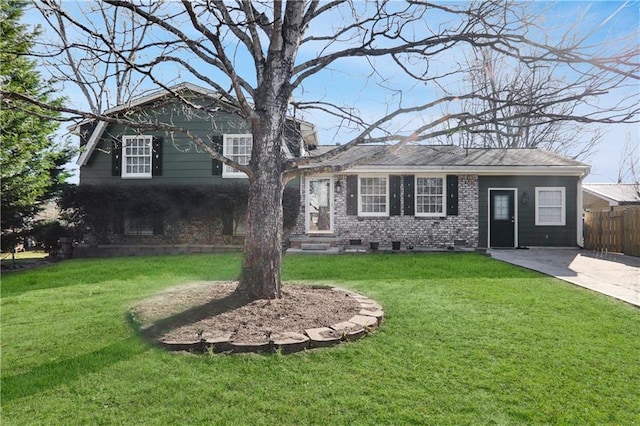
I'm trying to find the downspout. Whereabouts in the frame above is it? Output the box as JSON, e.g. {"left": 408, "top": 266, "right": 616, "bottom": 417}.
{"left": 577, "top": 168, "right": 589, "bottom": 247}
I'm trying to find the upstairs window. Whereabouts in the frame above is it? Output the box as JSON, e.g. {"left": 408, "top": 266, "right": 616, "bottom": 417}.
{"left": 535, "top": 187, "right": 566, "bottom": 226}
{"left": 415, "top": 176, "right": 445, "bottom": 216}
{"left": 359, "top": 176, "right": 388, "bottom": 216}
{"left": 122, "top": 135, "right": 152, "bottom": 178}
{"left": 223, "top": 134, "right": 252, "bottom": 178}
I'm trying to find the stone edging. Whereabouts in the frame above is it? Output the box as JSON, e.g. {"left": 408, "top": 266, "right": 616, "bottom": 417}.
{"left": 158, "top": 287, "right": 384, "bottom": 355}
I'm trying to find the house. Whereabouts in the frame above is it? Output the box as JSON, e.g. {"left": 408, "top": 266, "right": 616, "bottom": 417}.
{"left": 289, "top": 145, "right": 590, "bottom": 251}
{"left": 72, "top": 83, "right": 318, "bottom": 257}
{"left": 583, "top": 183, "right": 640, "bottom": 212}
{"left": 71, "top": 83, "right": 591, "bottom": 256}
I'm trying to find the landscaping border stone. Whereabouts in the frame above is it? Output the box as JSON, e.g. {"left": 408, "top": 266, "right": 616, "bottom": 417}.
{"left": 157, "top": 286, "right": 384, "bottom": 355}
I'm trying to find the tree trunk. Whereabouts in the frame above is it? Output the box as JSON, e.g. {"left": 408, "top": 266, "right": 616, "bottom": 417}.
{"left": 234, "top": 1, "right": 305, "bottom": 300}
{"left": 236, "top": 170, "right": 285, "bottom": 300}
{"left": 236, "top": 108, "right": 287, "bottom": 300}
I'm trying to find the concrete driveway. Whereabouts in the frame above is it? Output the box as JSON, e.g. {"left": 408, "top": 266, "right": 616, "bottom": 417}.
{"left": 488, "top": 248, "right": 640, "bottom": 307}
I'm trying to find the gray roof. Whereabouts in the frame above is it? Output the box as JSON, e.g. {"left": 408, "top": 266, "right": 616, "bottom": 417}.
{"left": 305, "top": 145, "right": 589, "bottom": 174}
{"left": 583, "top": 183, "right": 640, "bottom": 204}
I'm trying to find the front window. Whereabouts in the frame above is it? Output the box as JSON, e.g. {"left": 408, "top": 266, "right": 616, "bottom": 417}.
{"left": 359, "top": 177, "right": 388, "bottom": 216}
{"left": 535, "top": 187, "right": 566, "bottom": 226}
{"left": 223, "top": 134, "right": 252, "bottom": 178}
{"left": 122, "top": 135, "right": 152, "bottom": 178}
{"left": 416, "top": 176, "right": 445, "bottom": 216}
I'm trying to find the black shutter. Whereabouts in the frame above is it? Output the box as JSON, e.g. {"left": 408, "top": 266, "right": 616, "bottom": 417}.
{"left": 111, "top": 138, "right": 122, "bottom": 176}
{"left": 153, "top": 213, "right": 164, "bottom": 235}
{"left": 222, "top": 212, "right": 234, "bottom": 236}
{"left": 211, "top": 135, "right": 223, "bottom": 176}
{"left": 446, "top": 175, "right": 459, "bottom": 216}
{"left": 403, "top": 175, "right": 415, "bottom": 216}
{"left": 390, "top": 175, "right": 401, "bottom": 216}
{"left": 152, "top": 136, "right": 163, "bottom": 176}
{"left": 346, "top": 175, "right": 358, "bottom": 216}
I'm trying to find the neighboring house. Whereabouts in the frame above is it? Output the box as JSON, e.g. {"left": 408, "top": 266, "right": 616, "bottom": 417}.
{"left": 73, "top": 83, "right": 318, "bottom": 256}
{"left": 290, "top": 145, "right": 590, "bottom": 250}
{"left": 583, "top": 183, "right": 640, "bottom": 212}
{"left": 582, "top": 183, "right": 640, "bottom": 256}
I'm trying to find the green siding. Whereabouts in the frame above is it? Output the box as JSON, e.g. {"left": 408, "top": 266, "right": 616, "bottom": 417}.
{"left": 79, "top": 102, "right": 252, "bottom": 186}
{"left": 478, "top": 176, "right": 580, "bottom": 248}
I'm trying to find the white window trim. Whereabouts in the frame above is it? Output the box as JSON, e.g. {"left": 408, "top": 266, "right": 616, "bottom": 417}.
{"left": 121, "top": 135, "right": 153, "bottom": 179}
{"left": 305, "top": 176, "right": 334, "bottom": 234}
{"left": 358, "top": 175, "right": 389, "bottom": 217}
{"left": 222, "top": 134, "right": 252, "bottom": 178}
{"left": 535, "top": 187, "right": 566, "bottom": 226}
{"left": 414, "top": 175, "right": 446, "bottom": 217}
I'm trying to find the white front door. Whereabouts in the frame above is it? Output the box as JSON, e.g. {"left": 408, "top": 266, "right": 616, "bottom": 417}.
{"left": 306, "top": 177, "right": 333, "bottom": 234}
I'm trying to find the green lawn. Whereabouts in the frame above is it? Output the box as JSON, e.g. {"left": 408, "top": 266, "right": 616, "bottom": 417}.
{"left": 2, "top": 253, "right": 638, "bottom": 424}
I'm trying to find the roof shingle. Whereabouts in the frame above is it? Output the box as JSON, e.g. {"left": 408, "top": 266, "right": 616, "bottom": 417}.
{"left": 305, "top": 145, "right": 588, "bottom": 171}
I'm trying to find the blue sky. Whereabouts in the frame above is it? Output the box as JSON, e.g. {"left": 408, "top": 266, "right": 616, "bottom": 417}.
{"left": 23, "top": 1, "right": 639, "bottom": 183}
{"left": 529, "top": 1, "right": 639, "bottom": 182}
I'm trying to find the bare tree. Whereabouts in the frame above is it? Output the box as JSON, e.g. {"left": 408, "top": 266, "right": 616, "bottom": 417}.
{"left": 618, "top": 133, "right": 640, "bottom": 184}
{"left": 444, "top": 46, "right": 604, "bottom": 160}
{"left": 32, "top": 1, "right": 162, "bottom": 113}
{"left": 2, "top": 0, "right": 638, "bottom": 299}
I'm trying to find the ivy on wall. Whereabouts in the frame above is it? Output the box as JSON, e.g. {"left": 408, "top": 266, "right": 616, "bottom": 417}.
{"left": 60, "top": 184, "right": 300, "bottom": 243}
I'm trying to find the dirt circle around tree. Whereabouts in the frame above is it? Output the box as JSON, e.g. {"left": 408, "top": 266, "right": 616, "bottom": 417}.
{"left": 128, "top": 281, "right": 384, "bottom": 354}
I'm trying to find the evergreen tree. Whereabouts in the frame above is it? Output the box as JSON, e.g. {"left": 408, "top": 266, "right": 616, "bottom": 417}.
{"left": 0, "top": 0, "right": 73, "bottom": 250}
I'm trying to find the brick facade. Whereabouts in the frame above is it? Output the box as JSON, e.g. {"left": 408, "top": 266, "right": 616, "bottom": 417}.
{"left": 294, "top": 174, "right": 479, "bottom": 248}
{"left": 105, "top": 215, "right": 244, "bottom": 246}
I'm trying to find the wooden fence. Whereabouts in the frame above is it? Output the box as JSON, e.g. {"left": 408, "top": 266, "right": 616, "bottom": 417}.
{"left": 584, "top": 208, "right": 640, "bottom": 257}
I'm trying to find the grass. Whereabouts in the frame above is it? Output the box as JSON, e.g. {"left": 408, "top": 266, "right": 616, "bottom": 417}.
{"left": 1, "top": 252, "right": 639, "bottom": 424}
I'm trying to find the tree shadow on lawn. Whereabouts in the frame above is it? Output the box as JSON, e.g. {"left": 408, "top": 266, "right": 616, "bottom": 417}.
{"left": 134, "top": 290, "right": 251, "bottom": 341}
{"left": 1, "top": 337, "right": 148, "bottom": 402}
{"left": 0, "top": 265, "right": 164, "bottom": 298}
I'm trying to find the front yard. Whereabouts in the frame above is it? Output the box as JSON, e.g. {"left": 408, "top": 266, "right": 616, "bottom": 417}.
{"left": 1, "top": 253, "right": 638, "bottom": 424}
